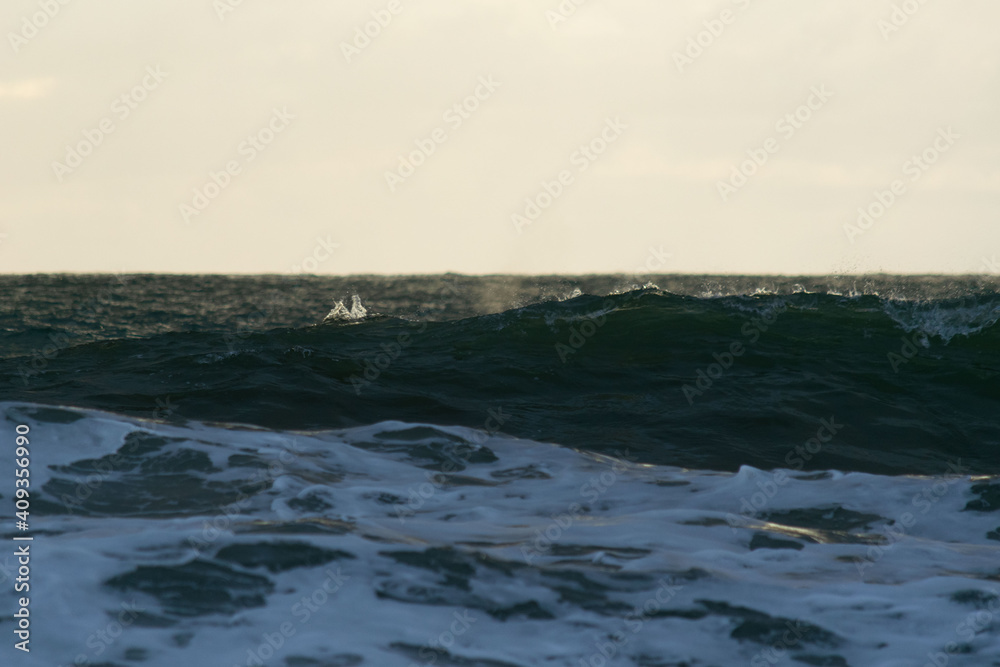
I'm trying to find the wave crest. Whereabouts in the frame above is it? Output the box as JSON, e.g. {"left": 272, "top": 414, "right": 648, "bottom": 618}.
{"left": 323, "top": 294, "right": 368, "bottom": 323}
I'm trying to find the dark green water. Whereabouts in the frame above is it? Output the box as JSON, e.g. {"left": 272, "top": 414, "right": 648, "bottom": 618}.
{"left": 3, "top": 274, "right": 998, "bottom": 475}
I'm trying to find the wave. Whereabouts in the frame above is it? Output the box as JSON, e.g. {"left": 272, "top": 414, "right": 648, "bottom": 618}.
{"left": 323, "top": 294, "right": 369, "bottom": 323}
{"left": 2, "top": 289, "right": 998, "bottom": 475}
{"left": 4, "top": 403, "right": 999, "bottom": 666}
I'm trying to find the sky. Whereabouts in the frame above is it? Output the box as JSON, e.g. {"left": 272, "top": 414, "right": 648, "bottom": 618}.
{"left": 0, "top": 0, "right": 998, "bottom": 275}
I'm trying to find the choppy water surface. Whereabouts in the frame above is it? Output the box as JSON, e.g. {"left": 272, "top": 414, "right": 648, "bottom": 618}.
{"left": 1, "top": 274, "right": 998, "bottom": 666}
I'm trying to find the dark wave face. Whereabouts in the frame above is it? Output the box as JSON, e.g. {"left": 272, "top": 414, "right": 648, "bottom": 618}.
{"left": 2, "top": 274, "right": 998, "bottom": 475}
{"left": 4, "top": 274, "right": 1000, "bottom": 667}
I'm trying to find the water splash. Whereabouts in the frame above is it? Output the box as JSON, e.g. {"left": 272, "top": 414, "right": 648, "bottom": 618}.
{"left": 882, "top": 295, "right": 1000, "bottom": 343}
{"left": 323, "top": 294, "right": 368, "bottom": 323}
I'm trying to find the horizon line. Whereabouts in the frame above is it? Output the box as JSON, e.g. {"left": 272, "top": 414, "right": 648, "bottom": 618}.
{"left": 0, "top": 271, "right": 996, "bottom": 278}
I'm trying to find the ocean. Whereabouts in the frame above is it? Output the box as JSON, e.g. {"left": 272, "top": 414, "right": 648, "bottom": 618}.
{"left": 1, "top": 274, "right": 999, "bottom": 666}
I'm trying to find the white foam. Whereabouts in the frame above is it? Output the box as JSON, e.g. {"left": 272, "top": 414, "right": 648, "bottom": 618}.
{"left": 882, "top": 297, "right": 1000, "bottom": 343}
{"left": 2, "top": 403, "right": 998, "bottom": 666}
{"left": 323, "top": 294, "right": 368, "bottom": 323}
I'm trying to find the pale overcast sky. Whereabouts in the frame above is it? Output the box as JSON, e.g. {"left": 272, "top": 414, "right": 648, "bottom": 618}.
{"left": 1, "top": 0, "right": 997, "bottom": 274}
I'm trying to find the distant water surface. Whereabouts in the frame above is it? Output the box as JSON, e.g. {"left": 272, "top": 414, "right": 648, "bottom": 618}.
{"left": 2, "top": 274, "right": 998, "bottom": 666}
